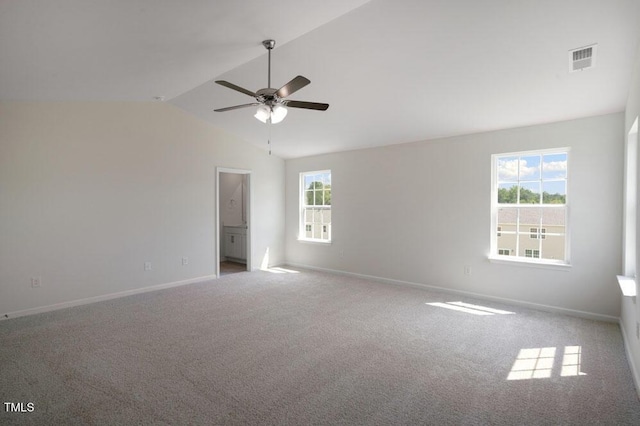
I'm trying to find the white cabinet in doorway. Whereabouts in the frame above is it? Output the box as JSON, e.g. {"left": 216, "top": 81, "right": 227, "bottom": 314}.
{"left": 224, "top": 226, "right": 247, "bottom": 262}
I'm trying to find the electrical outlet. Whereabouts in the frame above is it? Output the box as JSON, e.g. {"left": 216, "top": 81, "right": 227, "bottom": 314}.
{"left": 31, "top": 277, "right": 41, "bottom": 288}
{"left": 464, "top": 265, "right": 471, "bottom": 275}
{"left": 144, "top": 262, "right": 152, "bottom": 271}
{"left": 182, "top": 257, "right": 189, "bottom": 266}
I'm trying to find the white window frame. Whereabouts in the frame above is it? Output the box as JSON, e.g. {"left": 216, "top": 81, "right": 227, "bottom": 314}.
{"left": 299, "top": 170, "right": 332, "bottom": 243}
{"left": 490, "top": 148, "right": 570, "bottom": 268}
{"left": 620, "top": 117, "right": 638, "bottom": 299}
{"left": 623, "top": 117, "right": 638, "bottom": 278}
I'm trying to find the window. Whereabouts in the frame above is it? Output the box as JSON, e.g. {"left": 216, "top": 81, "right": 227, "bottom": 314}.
{"left": 491, "top": 149, "right": 568, "bottom": 264}
{"left": 525, "top": 249, "right": 540, "bottom": 258}
{"left": 300, "top": 170, "right": 331, "bottom": 242}
{"left": 529, "top": 227, "right": 546, "bottom": 239}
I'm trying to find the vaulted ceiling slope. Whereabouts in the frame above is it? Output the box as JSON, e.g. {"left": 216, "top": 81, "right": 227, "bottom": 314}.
{"left": 2, "top": 1, "right": 639, "bottom": 159}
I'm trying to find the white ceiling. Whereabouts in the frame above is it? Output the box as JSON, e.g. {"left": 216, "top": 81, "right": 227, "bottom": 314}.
{"left": 2, "top": 0, "right": 640, "bottom": 159}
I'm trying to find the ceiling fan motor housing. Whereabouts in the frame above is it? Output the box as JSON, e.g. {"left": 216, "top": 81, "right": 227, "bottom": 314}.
{"left": 256, "top": 88, "right": 282, "bottom": 107}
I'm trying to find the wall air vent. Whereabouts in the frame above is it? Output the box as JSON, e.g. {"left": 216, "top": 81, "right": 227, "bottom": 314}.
{"left": 569, "top": 44, "right": 597, "bottom": 72}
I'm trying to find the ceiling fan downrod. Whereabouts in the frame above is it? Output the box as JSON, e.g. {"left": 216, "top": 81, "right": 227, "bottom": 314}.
{"left": 262, "top": 39, "right": 275, "bottom": 89}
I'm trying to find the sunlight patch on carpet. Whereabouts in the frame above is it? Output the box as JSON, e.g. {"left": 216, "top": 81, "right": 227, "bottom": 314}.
{"left": 561, "top": 346, "right": 587, "bottom": 377}
{"left": 263, "top": 267, "right": 300, "bottom": 274}
{"left": 507, "top": 346, "right": 587, "bottom": 380}
{"left": 426, "top": 301, "right": 515, "bottom": 316}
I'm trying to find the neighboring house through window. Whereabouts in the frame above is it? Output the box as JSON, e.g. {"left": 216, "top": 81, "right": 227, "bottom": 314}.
{"left": 491, "top": 149, "right": 568, "bottom": 264}
{"left": 300, "top": 170, "right": 331, "bottom": 242}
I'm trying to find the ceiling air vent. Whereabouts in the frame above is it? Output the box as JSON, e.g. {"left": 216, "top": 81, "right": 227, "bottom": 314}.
{"left": 569, "top": 44, "right": 597, "bottom": 72}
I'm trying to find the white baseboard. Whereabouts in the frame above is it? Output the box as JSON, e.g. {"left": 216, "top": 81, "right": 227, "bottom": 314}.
{"left": 1, "top": 274, "right": 218, "bottom": 321}
{"left": 285, "top": 262, "right": 619, "bottom": 323}
{"left": 619, "top": 318, "right": 640, "bottom": 400}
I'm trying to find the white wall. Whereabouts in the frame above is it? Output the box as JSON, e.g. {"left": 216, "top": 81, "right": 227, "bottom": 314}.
{"left": 0, "top": 101, "right": 285, "bottom": 317}
{"left": 622, "top": 38, "right": 640, "bottom": 395}
{"left": 286, "top": 113, "right": 623, "bottom": 319}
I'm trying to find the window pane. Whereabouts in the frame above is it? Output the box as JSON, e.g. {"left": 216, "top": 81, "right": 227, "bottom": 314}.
{"left": 543, "top": 153, "right": 568, "bottom": 179}
{"left": 520, "top": 155, "right": 541, "bottom": 180}
{"left": 541, "top": 235, "right": 565, "bottom": 260}
{"left": 324, "top": 189, "right": 331, "bottom": 206}
{"left": 498, "top": 183, "right": 518, "bottom": 204}
{"left": 517, "top": 208, "right": 542, "bottom": 234}
{"left": 497, "top": 156, "right": 519, "bottom": 181}
{"left": 498, "top": 207, "right": 518, "bottom": 227}
{"left": 499, "top": 235, "right": 517, "bottom": 255}
{"left": 541, "top": 207, "right": 566, "bottom": 232}
{"left": 304, "top": 174, "right": 315, "bottom": 189}
{"left": 322, "top": 208, "right": 331, "bottom": 225}
{"left": 518, "top": 236, "right": 539, "bottom": 257}
{"left": 519, "top": 182, "right": 541, "bottom": 204}
{"left": 305, "top": 190, "right": 314, "bottom": 206}
{"left": 542, "top": 181, "right": 566, "bottom": 204}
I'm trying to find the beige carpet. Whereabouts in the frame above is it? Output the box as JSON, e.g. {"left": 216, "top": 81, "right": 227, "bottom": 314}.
{"left": 1, "top": 267, "right": 639, "bottom": 425}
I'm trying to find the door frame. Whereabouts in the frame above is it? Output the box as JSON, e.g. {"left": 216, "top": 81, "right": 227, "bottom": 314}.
{"left": 216, "top": 167, "right": 252, "bottom": 277}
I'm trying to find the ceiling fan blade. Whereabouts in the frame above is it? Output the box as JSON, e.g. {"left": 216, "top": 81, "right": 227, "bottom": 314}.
{"left": 285, "top": 100, "right": 329, "bottom": 111}
{"left": 276, "top": 75, "right": 311, "bottom": 98}
{"left": 214, "top": 103, "right": 259, "bottom": 112}
{"left": 215, "top": 80, "right": 256, "bottom": 98}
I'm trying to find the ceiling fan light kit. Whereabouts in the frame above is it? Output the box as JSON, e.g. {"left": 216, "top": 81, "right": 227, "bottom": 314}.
{"left": 214, "top": 39, "right": 329, "bottom": 125}
{"left": 254, "top": 104, "right": 271, "bottom": 123}
{"left": 254, "top": 103, "right": 287, "bottom": 124}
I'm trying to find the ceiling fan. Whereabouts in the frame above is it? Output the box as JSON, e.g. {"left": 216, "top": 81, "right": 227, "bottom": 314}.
{"left": 214, "top": 40, "right": 329, "bottom": 124}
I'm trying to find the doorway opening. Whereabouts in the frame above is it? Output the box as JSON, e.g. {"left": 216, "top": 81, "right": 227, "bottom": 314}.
{"left": 216, "top": 168, "right": 251, "bottom": 277}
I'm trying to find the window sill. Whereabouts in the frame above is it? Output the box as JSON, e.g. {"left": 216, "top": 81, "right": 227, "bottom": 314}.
{"left": 617, "top": 275, "right": 637, "bottom": 301}
{"left": 297, "top": 238, "right": 332, "bottom": 245}
{"left": 488, "top": 255, "right": 571, "bottom": 271}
